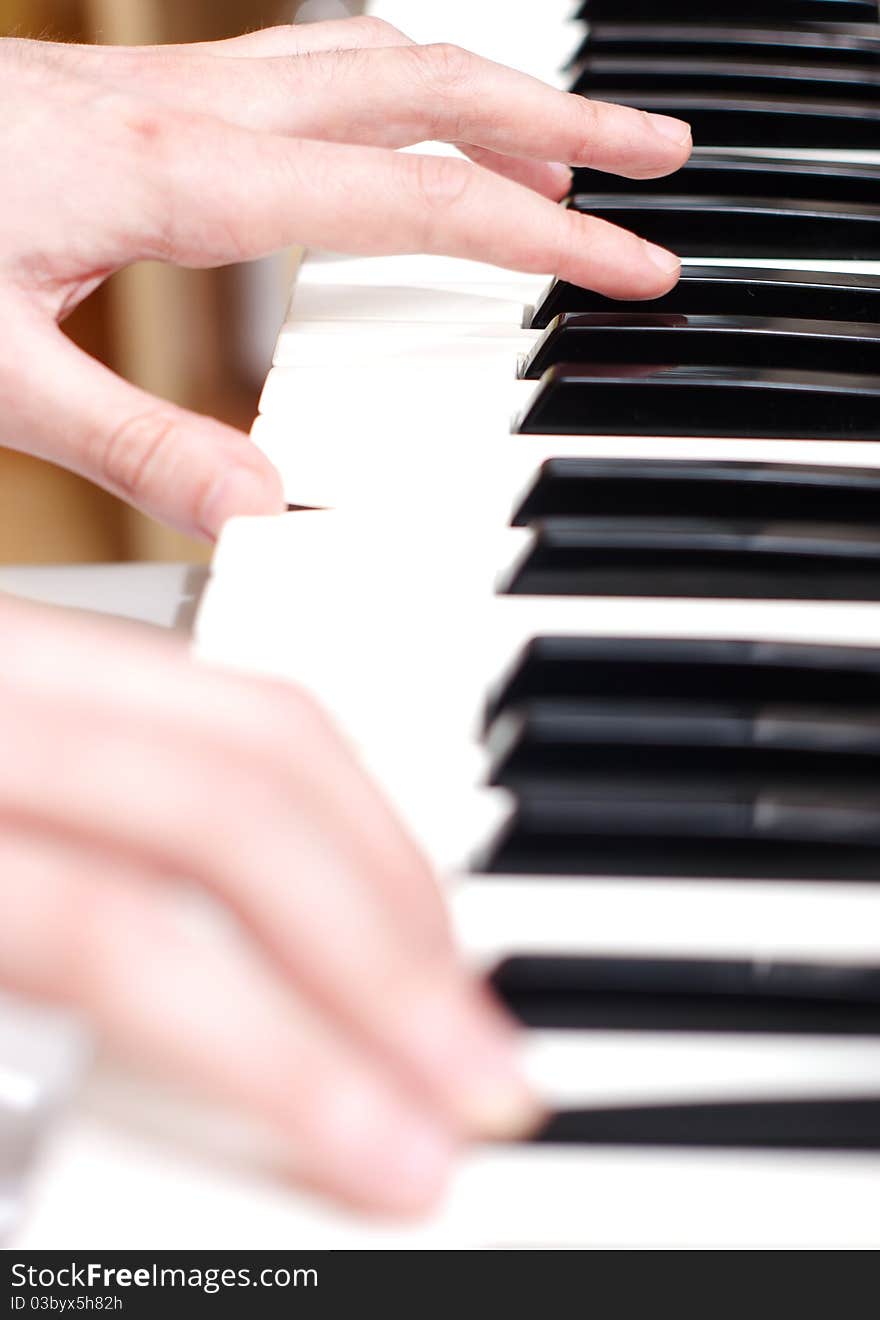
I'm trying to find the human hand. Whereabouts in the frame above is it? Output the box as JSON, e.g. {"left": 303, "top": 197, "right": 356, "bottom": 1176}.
{"left": 0, "top": 595, "right": 540, "bottom": 1214}
{"left": 0, "top": 20, "right": 690, "bottom": 539}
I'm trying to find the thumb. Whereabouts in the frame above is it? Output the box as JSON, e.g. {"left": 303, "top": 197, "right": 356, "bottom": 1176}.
{"left": 5, "top": 317, "right": 284, "bottom": 539}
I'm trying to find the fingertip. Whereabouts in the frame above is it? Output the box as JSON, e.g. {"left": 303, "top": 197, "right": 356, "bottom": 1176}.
{"left": 647, "top": 114, "right": 693, "bottom": 152}
{"left": 603, "top": 237, "right": 681, "bottom": 301}
{"left": 544, "top": 162, "right": 574, "bottom": 201}
{"left": 379, "top": 1120, "right": 456, "bottom": 1217}
{"left": 642, "top": 239, "right": 682, "bottom": 284}
{"left": 198, "top": 459, "right": 286, "bottom": 539}
{"left": 617, "top": 114, "right": 692, "bottom": 181}
{"left": 464, "top": 147, "right": 573, "bottom": 201}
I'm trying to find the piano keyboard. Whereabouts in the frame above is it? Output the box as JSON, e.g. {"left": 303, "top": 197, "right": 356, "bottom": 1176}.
{"left": 22, "top": 0, "right": 880, "bottom": 1249}
{"left": 188, "top": 0, "right": 880, "bottom": 1247}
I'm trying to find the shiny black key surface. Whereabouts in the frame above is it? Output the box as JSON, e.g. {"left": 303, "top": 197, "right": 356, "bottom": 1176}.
{"left": 486, "top": 699, "right": 880, "bottom": 796}
{"left": 535, "top": 1099, "right": 880, "bottom": 1149}
{"left": 573, "top": 55, "right": 880, "bottom": 99}
{"left": 508, "top": 463, "right": 880, "bottom": 598}
{"left": 485, "top": 637, "right": 880, "bottom": 727}
{"left": 572, "top": 22, "right": 880, "bottom": 68}
{"left": 512, "top": 460, "right": 880, "bottom": 525}
{"left": 529, "top": 267, "right": 880, "bottom": 329}
{"left": 477, "top": 791, "right": 880, "bottom": 879}
{"left": 570, "top": 152, "right": 880, "bottom": 202}
{"left": 522, "top": 315, "right": 880, "bottom": 380}
{"left": 574, "top": 0, "right": 880, "bottom": 21}
{"left": 492, "top": 955, "right": 880, "bottom": 1032}
{"left": 500, "top": 518, "right": 880, "bottom": 601}
{"left": 566, "top": 195, "right": 880, "bottom": 260}
{"left": 582, "top": 91, "right": 880, "bottom": 149}
{"left": 515, "top": 365, "right": 880, "bottom": 440}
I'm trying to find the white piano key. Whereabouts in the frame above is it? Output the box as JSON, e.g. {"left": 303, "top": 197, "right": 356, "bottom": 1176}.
{"left": 205, "top": 511, "right": 880, "bottom": 654}
{"left": 448, "top": 1147, "right": 880, "bottom": 1248}
{"left": 20, "top": 1087, "right": 880, "bottom": 1248}
{"left": 272, "top": 321, "right": 534, "bottom": 370}
{"left": 200, "top": 516, "right": 880, "bottom": 748}
{"left": 524, "top": 1031, "right": 880, "bottom": 1108}
{"left": 258, "top": 361, "right": 533, "bottom": 432}
{"left": 249, "top": 413, "right": 880, "bottom": 513}
{"left": 455, "top": 880, "right": 880, "bottom": 966}
{"left": 289, "top": 253, "right": 549, "bottom": 326}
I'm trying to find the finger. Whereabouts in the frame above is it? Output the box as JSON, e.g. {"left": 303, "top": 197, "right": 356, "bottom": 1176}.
{"left": 0, "top": 600, "right": 539, "bottom": 1140}
{"left": 88, "top": 42, "right": 689, "bottom": 182}
{"left": 458, "top": 145, "right": 573, "bottom": 201}
{"left": 0, "top": 827, "right": 455, "bottom": 1215}
{"left": 115, "top": 109, "right": 680, "bottom": 298}
{"left": 40, "top": 40, "right": 571, "bottom": 201}
{"left": 2, "top": 313, "right": 285, "bottom": 539}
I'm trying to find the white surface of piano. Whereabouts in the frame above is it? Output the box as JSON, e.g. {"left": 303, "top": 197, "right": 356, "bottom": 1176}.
{"left": 12, "top": 0, "right": 880, "bottom": 1248}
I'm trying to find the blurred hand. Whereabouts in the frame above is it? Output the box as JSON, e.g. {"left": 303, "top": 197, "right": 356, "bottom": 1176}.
{"left": 0, "top": 20, "right": 690, "bottom": 538}
{"left": 0, "top": 595, "right": 540, "bottom": 1214}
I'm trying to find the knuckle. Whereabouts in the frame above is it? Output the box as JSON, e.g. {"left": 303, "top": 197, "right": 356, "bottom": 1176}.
{"left": 413, "top": 42, "right": 475, "bottom": 95}
{"left": 571, "top": 96, "right": 601, "bottom": 166}
{"left": 408, "top": 152, "right": 472, "bottom": 221}
{"left": 96, "top": 408, "right": 183, "bottom": 504}
{"left": 260, "top": 677, "right": 328, "bottom": 737}
{"left": 229, "top": 676, "right": 335, "bottom": 770}
{"left": 553, "top": 208, "right": 586, "bottom": 277}
{"left": 351, "top": 15, "right": 406, "bottom": 45}
{"left": 259, "top": 22, "right": 302, "bottom": 44}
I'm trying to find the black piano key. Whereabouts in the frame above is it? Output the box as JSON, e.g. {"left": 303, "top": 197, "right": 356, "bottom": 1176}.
{"left": 571, "top": 22, "right": 880, "bottom": 68}
{"left": 574, "top": 1, "right": 880, "bottom": 22}
{"left": 572, "top": 55, "right": 880, "bottom": 99}
{"left": 484, "top": 638, "right": 880, "bottom": 728}
{"left": 529, "top": 267, "right": 880, "bottom": 330}
{"left": 534, "top": 1099, "right": 880, "bottom": 1149}
{"left": 522, "top": 315, "right": 880, "bottom": 381}
{"left": 491, "top": 954, "right": 880, "bottom": 1032}
{"left": 486, "top": 699, "right": 880, "bottom": 796}
{"left": 501, "top": 518, "right": 880, "bottom": 601}
{"left": 477, "top": 791, "right": 880, "bottom": 880}
{"left": 512, "top": 460, "right": 880, "bottom": 526}
{"left": 566, "top": 195, "right": 880, "bottom": 261}
{"left": 579, "top": 91, "right": 880, "bottom": 149}
{"left": 570, "top": 152, "right": 880, "bottom": 202}
{"left": 515, "top": 365, "right": 880, "bottom": 441}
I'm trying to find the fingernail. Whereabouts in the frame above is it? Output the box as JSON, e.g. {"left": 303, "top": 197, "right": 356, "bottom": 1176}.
{"left": 548, "top": 162, "right": 574, "bottom": 194}
{"left": 648, "top": 113, "right": 692, "bottom": 147}
{"left": 395, "top": 982, "right": 545, "bottom": 1140}
{"left": 456, "top": 1066, "right": 547, "bottom": 1141}
{"left": 199, "top": 463, "right": 285, "bottom": 538}
{"left": 448, "top": 1016, "right": 546, "bottom": 1139}
{"left": 643, "top": 239, "right": 682, "bottom": 277}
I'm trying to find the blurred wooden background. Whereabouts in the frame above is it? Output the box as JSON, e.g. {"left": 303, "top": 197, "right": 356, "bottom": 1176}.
{"left": 0, "top": 0, "right": 307, "bottom": 564}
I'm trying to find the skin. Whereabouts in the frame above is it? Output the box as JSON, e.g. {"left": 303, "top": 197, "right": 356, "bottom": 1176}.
{"left": 0, "top": 18, "right": 691, "bottom": 1215}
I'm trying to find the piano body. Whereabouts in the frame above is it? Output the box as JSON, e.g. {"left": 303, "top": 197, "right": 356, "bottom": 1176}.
{"left": 12, "top": 0, "right": 880, "bottom": 1248}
